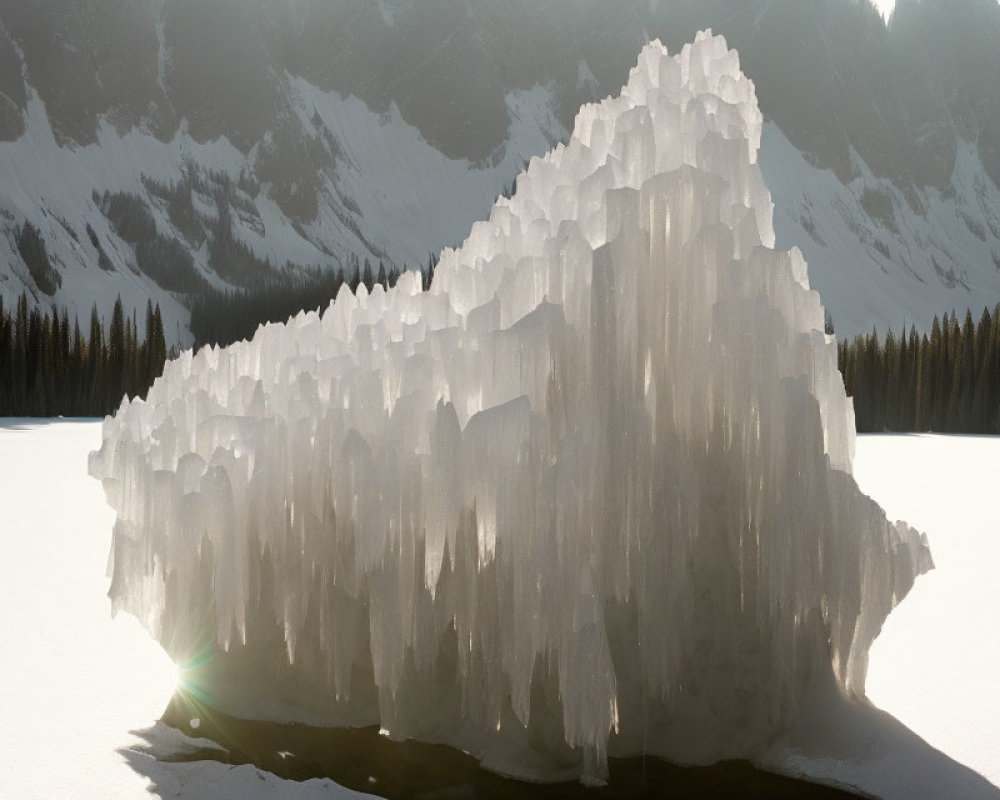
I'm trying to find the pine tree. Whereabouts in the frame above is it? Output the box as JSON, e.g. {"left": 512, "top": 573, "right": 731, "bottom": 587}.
{"left": 839, "top": 302, "right": 1000, "bottom": 434}
{"left": 913, "top": 333, "right": 927, "bottom": 431}
{"left": 70, "top": 316, "right": 84, "bottom": 413}
{"left": 26, "top": 305, "right": 44, "bottom": 415}
{"left": 884, "top": 328, "right": 899, "bottom": 430}
{"left": 424, "top": 253, "right": 437, "bottom": 291}
{"left": 149, "top": 304, "right": 167, "bottom": 385}
{"left": 0, "top": 295, "right": 10, "bottom": 415}
{"left": 0, "top": 295, "right": 179, "bottom": 417}
{"left": 107, "top": 297, "right": 126, "bottom": 410}
{"left": 362, "top": 259, "right": 374, "bottom": 292}
{"left": 990, "top": 306, "right": 1000, "bottom": 432}
{"left": 88, "top": 304, "right": 105, "bottom": 414}
{"left": 929, "top": 315, "right": 946, "bottom": 429}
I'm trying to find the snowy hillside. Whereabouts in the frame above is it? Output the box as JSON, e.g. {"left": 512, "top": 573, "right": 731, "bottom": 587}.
{"left": 763, "top": 126, "right": 1000, "bottom": 336}
{"left": 2, "top": 0, "right": 1000, "bottom": 342}
{"left": 0, "top": 70, "right": 566, "bottom": 347}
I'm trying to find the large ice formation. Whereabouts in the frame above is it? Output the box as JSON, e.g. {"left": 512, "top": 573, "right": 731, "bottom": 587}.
{"left": 90, "top": 32, "right": 932, "bottom": 785}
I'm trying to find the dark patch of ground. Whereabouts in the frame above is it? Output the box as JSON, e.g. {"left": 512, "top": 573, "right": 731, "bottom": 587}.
{"left": 161, "top": 694, "right": 864, "bottom": 800}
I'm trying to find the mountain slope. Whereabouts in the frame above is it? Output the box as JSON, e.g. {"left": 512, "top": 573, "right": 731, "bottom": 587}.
{"left": 1, "top": 0, "right": 999, "bottom": 343}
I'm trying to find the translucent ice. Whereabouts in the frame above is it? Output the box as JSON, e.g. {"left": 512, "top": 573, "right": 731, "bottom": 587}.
{"left": 90, "top": 32, "right": 931, "bottom": 785}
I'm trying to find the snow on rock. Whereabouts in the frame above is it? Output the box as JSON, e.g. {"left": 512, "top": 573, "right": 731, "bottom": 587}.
{"left": 0, "top": 69, "right": 565, "bottom": 349}
{"left": 761, "top": 126, "right": 1000, "bottom": 339}
{"left": 0, "top": 88, "right": 214, "bottom": 346}
{"left": 292, "top": 78, "right": 566, "bottom": 271}
{"left": 89, "top": 32, "right": 931, "bottom": 786}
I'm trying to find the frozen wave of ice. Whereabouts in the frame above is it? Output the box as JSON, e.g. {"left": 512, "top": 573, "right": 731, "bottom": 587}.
{"left": 89, "top": 32, "right": 931, "bottom": 785}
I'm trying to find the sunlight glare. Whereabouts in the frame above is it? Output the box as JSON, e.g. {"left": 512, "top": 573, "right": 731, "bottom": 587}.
{"left": 109, "top": 611, "right": 181, "bottom": 723}
{"left": 0, "top": 422, "right": 186, "bottom": 797}
{"left": 872, "top": 0, "right": 896, "bottom": 19}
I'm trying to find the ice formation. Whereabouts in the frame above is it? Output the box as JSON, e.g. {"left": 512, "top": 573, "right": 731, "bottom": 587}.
{"left": 90, "top": 32, "right": 932, "bottom": 785}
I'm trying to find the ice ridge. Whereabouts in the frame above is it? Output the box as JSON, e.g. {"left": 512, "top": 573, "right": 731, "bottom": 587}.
{"left": 89, "top": 31, "right": 932, "bottom": 784}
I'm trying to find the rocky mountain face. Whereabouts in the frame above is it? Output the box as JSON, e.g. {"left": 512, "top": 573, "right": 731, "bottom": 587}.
{"left": 1, "top": 0, "right": 999, "bottom": 343}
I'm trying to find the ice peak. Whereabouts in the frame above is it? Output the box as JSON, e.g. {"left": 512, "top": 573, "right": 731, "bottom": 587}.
{"left": 90, "top": 31, "right": 929, "bottom": 785}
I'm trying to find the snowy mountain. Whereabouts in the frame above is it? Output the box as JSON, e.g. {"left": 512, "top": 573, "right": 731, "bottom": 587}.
{"left": 2, "top": 0, "right": 1000, "bottom": 343}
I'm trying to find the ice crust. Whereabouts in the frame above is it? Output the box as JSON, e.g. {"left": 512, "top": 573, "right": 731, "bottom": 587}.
{"left": 90, "top": 32, "right": 932, "bottom": 784}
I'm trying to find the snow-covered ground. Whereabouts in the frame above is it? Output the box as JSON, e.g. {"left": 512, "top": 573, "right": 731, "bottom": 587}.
{"left": 760, "top": 435, "right": 1000, "bottom": 800}
{"left": 860, "top": 435, "right": 1000, "bottom": 789}
{"left": 0, "top": 421, "right": 997, "bottom": 798}
{"left": 0, "top": 421, "right": 372, "bottom": 800}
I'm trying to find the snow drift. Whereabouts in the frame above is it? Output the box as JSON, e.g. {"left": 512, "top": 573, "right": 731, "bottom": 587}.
{"left": 90, "top": 32, "right": 931, "bottom": 785}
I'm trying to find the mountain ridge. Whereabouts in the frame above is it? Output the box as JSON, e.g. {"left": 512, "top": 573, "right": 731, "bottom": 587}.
{"left": 1, "top": 0, "right": 999, "bottom": 343}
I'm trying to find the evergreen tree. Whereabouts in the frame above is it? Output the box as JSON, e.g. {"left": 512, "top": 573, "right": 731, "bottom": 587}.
{"left": 362, "top": 259, "right": 374, "bottom": 292}
{"left": 88, "top": 304, "right": 105, "bottom": 413}
{"left": 423, "top": 253, "right": 438, "bottom": 291}
{"left": 70, "top": 316, "right": 84, "bottom": 413}
{"left": 839, "top": 303, "right": 1000, "bottom": 434}
{"left": 930, "top": 315, "right": 947, "bottom": 429}
{"left": 108, "top": 297, "right": 126, "bottom": 411}
{"left": 0, "top": 296, "right": 10, "bottom": 414}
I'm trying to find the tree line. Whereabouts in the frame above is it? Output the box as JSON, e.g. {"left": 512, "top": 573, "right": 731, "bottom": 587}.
{"left": 5, "top": 255, "right": 995, "bottom": 433}
{"left": 189, "top": 254, "right": 436, "bottom": 350}
{"left": 0, "top": 253, "right": 438, "bottom": 418}
{"left": 0, "top": 295, "right": 167, "bottom": 417}
{"left": 838, "top": 304, "right": 1000, "bottom": 433}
